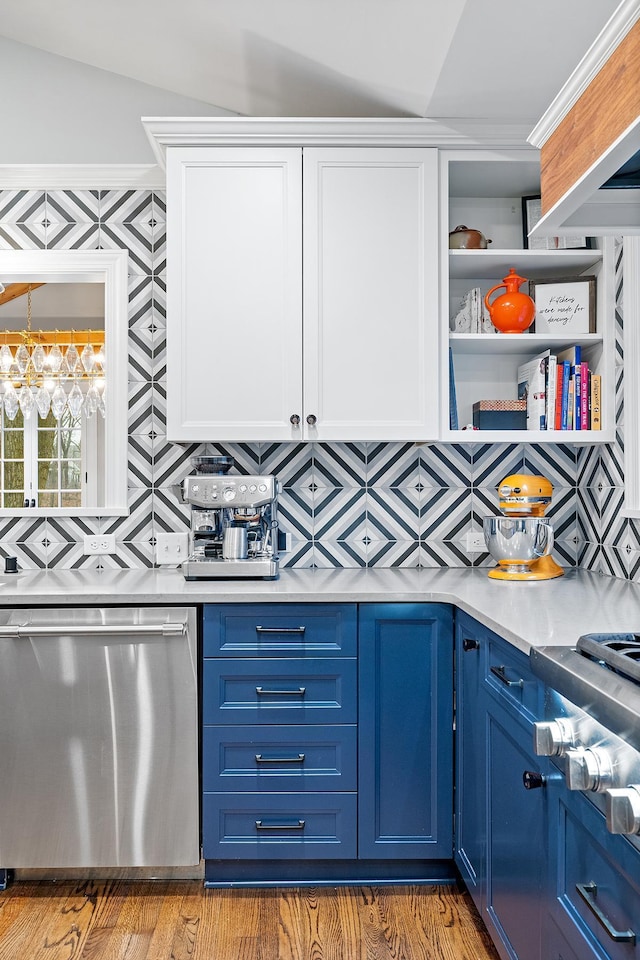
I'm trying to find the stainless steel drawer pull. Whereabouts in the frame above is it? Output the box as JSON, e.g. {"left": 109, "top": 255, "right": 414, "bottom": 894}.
{"left": 255, "top": 626, "right": 306, "bottom": 635}
{"left": 255, "top": 754, "right": 305, "bottom": 764}
{"left": 255, "top": 819, "right": 305, "bottom": 831}
{"left": 0, "top": 622, "right": 186, "bottom": 639}
{"left": 576, "top": 882, "right": 636, "bottom": 943}
{"left": 255, "top": 686, "right": 306, "bottom": 696}
{"left": 490, "top": 664, "right": 524, "bottom": 688}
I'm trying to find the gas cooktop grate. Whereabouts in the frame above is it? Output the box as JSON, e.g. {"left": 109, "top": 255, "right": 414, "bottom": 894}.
{"left": 576, "top": 633, "right": 640, "bottom": 686}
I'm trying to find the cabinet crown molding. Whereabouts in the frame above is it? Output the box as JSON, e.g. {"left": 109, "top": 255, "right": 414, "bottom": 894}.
{"left": 529, "top": 0, "right": 640, "bottom": 147}
{"left": 142, "top": 117, "right": 533, "bottom": 168}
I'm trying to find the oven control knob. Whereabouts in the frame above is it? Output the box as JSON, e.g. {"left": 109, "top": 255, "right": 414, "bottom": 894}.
{"left": 565, "top": 747, "right": 613, "bottom": 793}
{"left": 606, "top": 785, "right": 640, "bottom": 835}
{"left": 533, "top": 719, "right": 575, "bottom": 757}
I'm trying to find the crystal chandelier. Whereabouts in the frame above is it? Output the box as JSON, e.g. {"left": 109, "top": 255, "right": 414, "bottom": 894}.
{"left": 0, "top": 285, "right": 106, "bottom": 421}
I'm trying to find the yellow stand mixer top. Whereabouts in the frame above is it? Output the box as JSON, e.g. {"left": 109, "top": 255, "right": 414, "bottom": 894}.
{"left": 484, "top": 473, "right": 564, "bottom": 581}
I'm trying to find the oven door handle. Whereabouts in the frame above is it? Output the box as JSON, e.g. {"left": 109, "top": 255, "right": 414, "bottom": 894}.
{"left": 0, "top": 622, "right": 186, "bottom": 638}
{"left": 576, "top": 882, "right": 636, "bottom": 943}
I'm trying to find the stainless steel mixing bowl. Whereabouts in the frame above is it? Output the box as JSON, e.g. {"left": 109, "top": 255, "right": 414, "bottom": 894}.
{"left": 483, "top": 516, "right": 554, "bottom": 566}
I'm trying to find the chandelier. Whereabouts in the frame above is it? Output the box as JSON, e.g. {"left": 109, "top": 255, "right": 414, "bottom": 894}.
{"left": 0, "top": 285, "right": 106, "bottom": 421}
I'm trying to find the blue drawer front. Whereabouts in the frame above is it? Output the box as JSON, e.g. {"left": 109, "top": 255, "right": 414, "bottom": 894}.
{"left": 203, "top": 724, "right": 357, "bottom": 792}
{"left": 203, "top": 603, "right": 357, "bottom": 657}
{"left": 203, "top": 658, "right": 357, "bottom": 724}
{"left": 555, "top": 791, "right": 640, "bottom": 960}
{"left": 484, "top": 633, "right": 542, "bottom": 722}
{"left": 202, "top": 793, "right": 357, "bottom": 859}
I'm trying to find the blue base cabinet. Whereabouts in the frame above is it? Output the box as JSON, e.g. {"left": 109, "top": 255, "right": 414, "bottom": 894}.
{"left": 455, "top": 611, "right": 551, "bottom": 960}
{"left": 202, "top": 602, "right": 455, "bottom": 887}
{"left": 358, "top": 603, "right": 454, "bottom": 860}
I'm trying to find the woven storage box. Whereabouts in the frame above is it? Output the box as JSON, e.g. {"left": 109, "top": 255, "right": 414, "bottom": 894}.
{"left": 472, "top": 399, "right": 527, "bottom": 430}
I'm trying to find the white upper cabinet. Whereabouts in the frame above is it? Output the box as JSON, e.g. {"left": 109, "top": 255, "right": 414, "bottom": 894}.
{"left": 164, "top": 136, "right": 439, "bottom": 441}
{"left": 302, "top": 148, "right": 439, "bottom": 441}
{"left": 166, "top": 147, "right": 303, "bottom": 442}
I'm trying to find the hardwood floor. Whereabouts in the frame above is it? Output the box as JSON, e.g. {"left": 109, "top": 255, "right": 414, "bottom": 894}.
{"left": 0, "top": 880, "right": 500, "bottom": 960}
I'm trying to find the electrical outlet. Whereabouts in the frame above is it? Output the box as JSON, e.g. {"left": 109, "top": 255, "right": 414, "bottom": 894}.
{"left": 465, "top": 531, "right": 486, "bottom": 554}
{"left": 83, "top": 534, "right": 116, "bottom": 555}
{"left": 155, "top": 532, "right": 189, "bottom": 566}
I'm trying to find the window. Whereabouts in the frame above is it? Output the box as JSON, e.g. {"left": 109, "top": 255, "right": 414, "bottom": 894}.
{"left": 0, "top": 405, "right": 99, "bottom": 509}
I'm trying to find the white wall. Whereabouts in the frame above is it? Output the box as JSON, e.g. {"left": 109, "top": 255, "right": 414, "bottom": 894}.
{"left": 0, "top": 36, "right": 236, "bottom": 165}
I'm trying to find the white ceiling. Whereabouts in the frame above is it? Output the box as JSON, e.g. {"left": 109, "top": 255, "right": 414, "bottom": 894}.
{"left": 0, "top": 0, "right": 620, "bottom": 122}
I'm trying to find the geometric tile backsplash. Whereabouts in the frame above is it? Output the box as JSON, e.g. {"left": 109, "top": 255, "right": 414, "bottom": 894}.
{"left": 0, "top": 190, "right": 636, "bottom": 581}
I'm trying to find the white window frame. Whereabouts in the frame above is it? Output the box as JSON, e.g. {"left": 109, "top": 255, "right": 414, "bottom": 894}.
{"left": 623, "top": 236, "right": 640, "bottom": 517}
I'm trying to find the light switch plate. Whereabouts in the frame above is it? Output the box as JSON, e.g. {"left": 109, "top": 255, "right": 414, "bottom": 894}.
{"left": 155, "top": 532, "right": 189, "bottom": 565}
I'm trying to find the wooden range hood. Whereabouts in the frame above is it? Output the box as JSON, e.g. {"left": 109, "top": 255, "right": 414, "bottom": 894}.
{"left": 528, "top": 0, "right": 640, "bottom": 236}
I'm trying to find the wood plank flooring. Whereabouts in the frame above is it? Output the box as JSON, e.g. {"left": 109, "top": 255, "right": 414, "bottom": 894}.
{"left": 0, "top": 880, "right": 499, "bottom": 960}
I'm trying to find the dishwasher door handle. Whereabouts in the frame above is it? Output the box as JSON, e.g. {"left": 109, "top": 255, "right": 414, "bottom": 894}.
{"left": 0, "top": 622, "right": 187, "bottom": 639}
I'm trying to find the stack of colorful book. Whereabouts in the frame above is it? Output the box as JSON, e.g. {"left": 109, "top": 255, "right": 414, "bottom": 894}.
{"left": 517, "top": 347, "right": 601, "bottom": 431}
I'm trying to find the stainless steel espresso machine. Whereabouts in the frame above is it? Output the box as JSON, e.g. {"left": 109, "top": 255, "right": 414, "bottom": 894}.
{"left": 181, "top": 456, "right": 279, "bottom": 580}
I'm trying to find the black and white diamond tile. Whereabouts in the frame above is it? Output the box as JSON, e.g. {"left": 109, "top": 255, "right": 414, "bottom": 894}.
{"left": 206, "top": 443, "right": 262, "bottom": 475}
{"left": 600, "top": 431, "right": 624, "bottom": 488}
{"left": 101, "top": 489, "right": 153, "bottom": 543}
{"left": 314, "top": 539, "right": 367, "bottom": 568}
{"left": 366, "top": 540, "right": 420, "bottom": 568}
{"left": 418, "top": 539, "right": 473, "bottom": 568}
{"left": 99, "top": 221, "right": 153, "bottom": 276}
{"left": 577, "top": 489, "right": 601, "bottom": 544}
{"left": 151, "top": 381, "right": 167, "bottom": 434}
{"left": 421, "top": 487, "right": 472, "bottom": 541}
{"left": 44, "top": 191, "right": 100, "bottom": 249}
{"left": 152, "top": 486, "right": 190, "bottom": 533}
{"left": 0, "top": 190, "right": 47, "bottom": 249}
{"left": 313, "top": 443, "right": 367, "bottom": 488}
{"left": 629, "top": 551, "right": 640, "bottom": 583}
{"left": 276, "top": 487, "right": 314, "bottom": 541}
{"left": 577, "top": 540, "right": 602, "bottom": 572}
{"left": 545, "top": 486, "right": 578, "bottom": 541}
{"left": 128, "top": 433, "right": 154, "bottom": 488}
{"left": 259, "top": 444, "right": 313, "bottom": 488}
{"left": 313, "top": 488, "right": 366, "bottom": 542}
{"left": 128, "top": 382, "right": 154, "bottom": 438}
{"left": 577, "top": 444, "right": 599, "bottom": 487}
{"left": 366, "top": 442, "right": 420, "bottom": 488}
{"left": 600, "top": 486, "right": 627, "bottom": 546}
{"left": 599, "top": 545, "right": 628, "bottom": 580}
{"left": 152, "top": 440, "right": 207, "bottom": 489}
{"left": 471, "top": 443, "right": 524, "bottom": 490}
{"left": 0, "top": 515, "right": 48, "bottom": 543}
{"left": 280, "top": 539, "right": 314, "bottom": 568}
{"left": 420, "top": 443, "right": 473, "bottom": 488}
{"left": 523, "top": 444, "right": 577, "bottom": 488}
{"left": 1, "top": 541, "right": 47, "bottom": 569}
{"left": 366, "top": 487, "right": 420, "bottom": 541}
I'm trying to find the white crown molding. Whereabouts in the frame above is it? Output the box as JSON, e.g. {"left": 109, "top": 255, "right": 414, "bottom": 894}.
{"left": 529, "top": 0, "right": 640, "bottom": 147}
{"left": 624, "top": 236, "right": 640, "bottom": 517}
{"left": 0, "top": 164, "right": 164, "bottom": 190}
{"left": 141, "top": 117, "right": 534, "bottom": 167}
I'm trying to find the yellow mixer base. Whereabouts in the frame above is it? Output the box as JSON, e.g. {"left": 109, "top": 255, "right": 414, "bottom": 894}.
{"left": 488, "top": 555, "right": 564, "bottom": 581}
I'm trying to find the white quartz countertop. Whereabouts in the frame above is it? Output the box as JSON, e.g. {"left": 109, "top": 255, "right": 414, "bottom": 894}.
{"left": 1, "top": 566, "right": 638, "bottom": 655}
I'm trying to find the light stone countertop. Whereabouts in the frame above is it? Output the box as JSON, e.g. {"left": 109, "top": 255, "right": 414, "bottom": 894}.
{"left": 1, "top": 565, "right": 638, "bottom": 655}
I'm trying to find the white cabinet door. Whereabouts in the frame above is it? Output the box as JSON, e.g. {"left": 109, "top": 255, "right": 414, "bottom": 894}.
{"left": 166, "top": 147, "right": 302, "bottom": 441}
{"left": 302, "top": 148, "right": 439, "bottom": 441}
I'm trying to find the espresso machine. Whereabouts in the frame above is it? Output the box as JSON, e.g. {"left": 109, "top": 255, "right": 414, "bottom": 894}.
{"left": 483, "top": 473, "right": 564, "bottom": 581}
{"left": 181, "top": 456, "right": 279, "bottom": 580}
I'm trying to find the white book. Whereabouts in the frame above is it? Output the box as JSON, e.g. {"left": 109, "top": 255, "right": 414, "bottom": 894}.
{"left": 546, "top": 354, "right": 557, "bottom": 431}
{"left": 517, "top": 351, "right": 550, "bottom": 431}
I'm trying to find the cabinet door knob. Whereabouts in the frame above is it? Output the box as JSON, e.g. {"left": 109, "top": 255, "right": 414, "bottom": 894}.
{"left": 290, "top": 414, "right": 301, "bottom": 426}
{"left": 306, "top": 414, "right": 317, "bottom": 426}
{"left": 522, "top": 770, "right": 545, "bottom": 790}
{"left": 462, "top": 637, "right": 479, "bottom": 652}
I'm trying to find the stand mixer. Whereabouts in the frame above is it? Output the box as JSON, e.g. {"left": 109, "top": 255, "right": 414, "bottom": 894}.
{"left": 483, "top": 473, "right": 564, "bottom": 581}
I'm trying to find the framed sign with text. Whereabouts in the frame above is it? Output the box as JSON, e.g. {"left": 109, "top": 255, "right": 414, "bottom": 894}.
{"left": 529, "top": 275, "right": 597, "bottom": 335}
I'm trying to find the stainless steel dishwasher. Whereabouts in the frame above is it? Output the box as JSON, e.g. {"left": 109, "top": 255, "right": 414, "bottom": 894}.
{"left": 0, "top": 606, "right": 199, "bottom": 868}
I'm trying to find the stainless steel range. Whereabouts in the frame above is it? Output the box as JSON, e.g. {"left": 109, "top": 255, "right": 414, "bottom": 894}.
{"left": 181, "top": 456, "right": 279, "bottom": 580}
{"left": 531, "top": 633, "right": 640, "bottom": 850}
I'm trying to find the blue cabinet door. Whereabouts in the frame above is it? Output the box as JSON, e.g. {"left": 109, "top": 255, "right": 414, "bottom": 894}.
{"left": 455, "top": 612, "right": 487, "bottom": 914}
{"left": 358, "top": 603, "right": 454, "bottom": 860}
{"left": 485, "top": 699, "right": 550, "bottom": 960}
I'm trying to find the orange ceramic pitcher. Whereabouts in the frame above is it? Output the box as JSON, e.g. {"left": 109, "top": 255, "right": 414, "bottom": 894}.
{"left": 484, "top": 268, "right": 536, "bottom": 334}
